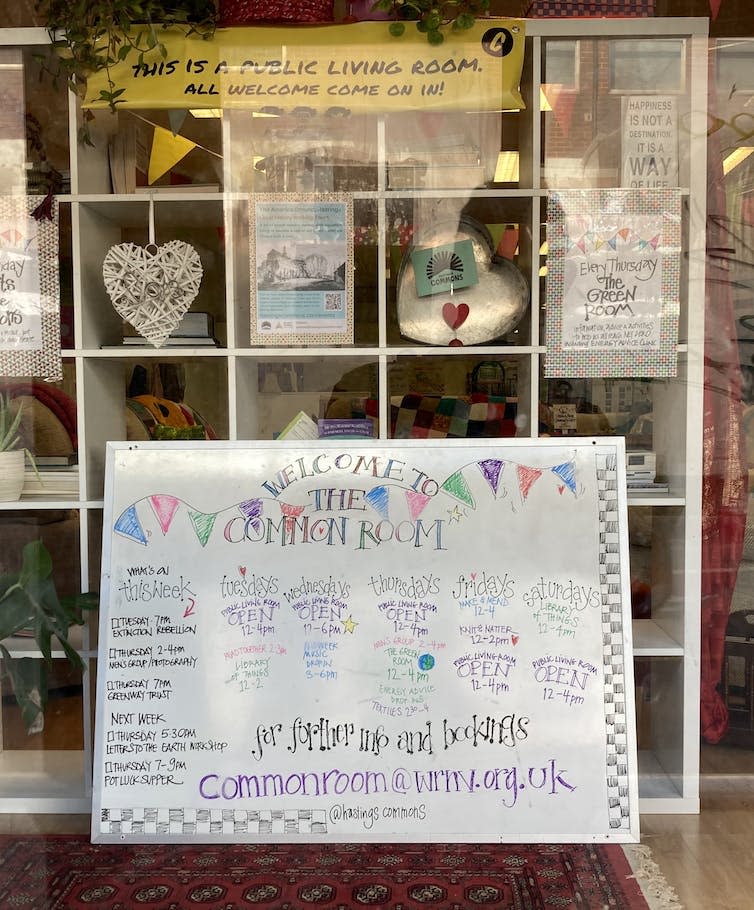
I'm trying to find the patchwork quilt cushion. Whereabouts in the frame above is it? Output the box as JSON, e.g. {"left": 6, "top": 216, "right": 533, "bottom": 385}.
{"left": 390, "top": 393, "right": 517, "bottom": 439}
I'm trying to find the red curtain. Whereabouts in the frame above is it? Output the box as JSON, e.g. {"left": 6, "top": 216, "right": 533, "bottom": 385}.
{"left": 700, "top": 52, "right": 749, "bottom": 743}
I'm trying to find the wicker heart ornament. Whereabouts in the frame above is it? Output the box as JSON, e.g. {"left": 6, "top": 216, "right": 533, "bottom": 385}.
{"left": 102, "top": 241, "right": 203, "bottom": 347}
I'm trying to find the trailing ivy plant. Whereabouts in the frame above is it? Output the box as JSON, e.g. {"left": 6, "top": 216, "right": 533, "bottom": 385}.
{"left": 35, "top": 0, "right": 217, "bottom": 144}
{"left": 373, "top": 0, "right": 491, "bottom": 44}
{"left": 0, "top": 540, "right": 98, "bottom": 734}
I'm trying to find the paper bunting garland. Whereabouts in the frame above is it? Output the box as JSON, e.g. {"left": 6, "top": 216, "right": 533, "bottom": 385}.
{"left": 148, "top": 125, "right": 199, "bottom": 185}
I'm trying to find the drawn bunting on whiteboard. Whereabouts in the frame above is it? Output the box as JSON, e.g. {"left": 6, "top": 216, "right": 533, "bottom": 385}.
{"left": 112, "top": 453, "right": 583, "bottom": 550}
{"left": 94, "top": 441, "right": 638, "bottom": 845}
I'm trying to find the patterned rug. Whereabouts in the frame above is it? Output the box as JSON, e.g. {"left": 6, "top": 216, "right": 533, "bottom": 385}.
{"left": 0, "top": 837, "right": 660, "bottom": 909}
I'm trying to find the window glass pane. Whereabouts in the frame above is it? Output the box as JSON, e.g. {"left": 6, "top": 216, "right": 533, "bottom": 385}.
{"left": 609, "top": 39, "right": 685, "bottom": 94}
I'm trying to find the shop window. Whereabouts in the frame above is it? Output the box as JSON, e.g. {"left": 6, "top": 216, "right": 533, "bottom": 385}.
{"left": 608, "top": 39, "right": 685, "bottom": 94}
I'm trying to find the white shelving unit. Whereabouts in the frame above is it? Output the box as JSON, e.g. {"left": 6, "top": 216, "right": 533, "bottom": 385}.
{"left": 0, "top": 17, "right": 707, "bottom": 815}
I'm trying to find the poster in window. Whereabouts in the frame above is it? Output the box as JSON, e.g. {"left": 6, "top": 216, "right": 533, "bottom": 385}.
{"left": 0, "top": 196, "right": 62, "bottom": 381}
{"left": 250, "top": 194, "right": 353, "bottom": 347}
{"left": 544, "top": 189, "right": 681, "bottom": 378}
{"left": 621, "top": 96, "right": 678, "bottom": 189}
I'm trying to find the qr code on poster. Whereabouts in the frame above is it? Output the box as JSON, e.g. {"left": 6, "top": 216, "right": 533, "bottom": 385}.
{"left": 324, "top": 293, "right": 343, "bottom": 311}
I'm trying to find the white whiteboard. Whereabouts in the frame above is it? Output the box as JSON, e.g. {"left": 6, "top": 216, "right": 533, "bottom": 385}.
{"left": 92, "top": 439, "right": 639, "bottom": 843}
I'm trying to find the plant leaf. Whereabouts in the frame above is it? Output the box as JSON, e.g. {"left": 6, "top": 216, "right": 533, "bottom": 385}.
{"left": 18, "top": 540, "right": 53, "bottom": 590}
{"left": 0, "top": 394, "right": 24, "bottom": 451}
{"left": 0, "top": 650, "right": 48, "bottom": 735}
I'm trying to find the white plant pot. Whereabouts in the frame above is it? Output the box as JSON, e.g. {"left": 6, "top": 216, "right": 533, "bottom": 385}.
{"left": 0, "top": 449, "right": 25, "bottom": 502}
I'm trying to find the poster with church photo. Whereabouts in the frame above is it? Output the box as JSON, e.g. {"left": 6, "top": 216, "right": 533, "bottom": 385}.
{"left": 250, "top": 194, "right": 353, "bottom": 347}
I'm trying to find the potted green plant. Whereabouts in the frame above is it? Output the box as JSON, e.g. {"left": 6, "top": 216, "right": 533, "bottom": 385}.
{"left": 0, "top": 540, "right": 98, "bottom": 735}
{"left": 0, "top": 394, "right": 39, "bottom": 503}
{"left": 35, "top": 0, "right": 217, "bottom": 143}
{"left": 371, "top": 0, "right": 491, "bottom": 44}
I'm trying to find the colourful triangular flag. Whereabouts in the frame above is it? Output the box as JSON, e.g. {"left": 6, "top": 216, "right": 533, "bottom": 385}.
{"left": 516, "top": 464, "right": 542, "bottom": 500}
{"left": 542, "top": 83, "right": 577, "bottom": 139}
{"left": 168, "top": 110, "right": 188, "bottom": 136}
{"left": 148, "top": 125, "right": 198, "bottom": 184}
{"left": 150, "top": 494, "right": 180, "bottom": 535}
{"left": 280, "top": 501, "right": 305, "bottom": 534}
{"left": 442, "top": 470, "right": 475, "bottom": 508}
{"left": 477, "top": 459, "right": 505, "bottom": 496}
{"left": 405, "top": 490, "right": 431, "bottom": 521}
{"left": 188, "top": 509, "right": 217, "bottom": 547}
{"left": 366, "top": 486, "right": 390, "bottom": 519}
{"left": 239, "top": 498, "right": 263, "bottom": 532}
{"left": 114, "top": 505, "right": 148, "bottom": 545}
{"left": 551, "top": 461, "right": 578, "bottom": 495}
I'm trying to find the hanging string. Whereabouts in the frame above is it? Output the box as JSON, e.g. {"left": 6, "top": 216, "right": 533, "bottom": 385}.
{"left": 129, "top": 110, "right": 223, "bottom": 160}
{"left": 148, "top": 194, "right": 156, "bottom": 249}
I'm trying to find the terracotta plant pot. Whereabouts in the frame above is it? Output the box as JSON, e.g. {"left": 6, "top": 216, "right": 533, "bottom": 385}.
{"left": 0, "top": 449, "right": 25, "bottom": 502}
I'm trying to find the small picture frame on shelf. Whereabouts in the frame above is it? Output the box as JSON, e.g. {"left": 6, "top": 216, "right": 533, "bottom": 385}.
{"left": 249, "top": 193, "right": 354, "bottom": 347}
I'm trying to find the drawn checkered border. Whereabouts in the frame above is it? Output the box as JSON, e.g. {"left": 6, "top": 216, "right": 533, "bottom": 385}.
{"left": 99, "top": 807, "right": 328, "bottom": 836}
{"left": 597, "top": 451, "right": 632, "bottom": 830}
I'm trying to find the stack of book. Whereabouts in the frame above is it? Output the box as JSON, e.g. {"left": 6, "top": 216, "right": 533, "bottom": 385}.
{"left": 277, "top": 411, "right": 318, "bottom": 440}
{"left": 626, "top": 481, "right": 670, "bottom": 495}
{"left": 122, "top": 311, "right": 218, "bottom": 347}
{"left": 23, "top": 455, "right": 79, "bottom": 496}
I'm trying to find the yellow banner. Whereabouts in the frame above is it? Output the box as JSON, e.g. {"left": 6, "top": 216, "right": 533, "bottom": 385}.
{"left": 84, "top": 20, "right": 525, "bottom": 114}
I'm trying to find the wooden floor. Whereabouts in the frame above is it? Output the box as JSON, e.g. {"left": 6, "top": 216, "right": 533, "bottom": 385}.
{"left": 1, "top": 743, "right": 753, "bottom": 909}
{"left": 639, "top": 743, "right": 754, "bottom": 909}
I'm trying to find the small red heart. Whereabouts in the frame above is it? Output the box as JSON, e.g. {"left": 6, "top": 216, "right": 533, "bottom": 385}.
{"left": 239, "top": 566, "right": 247, "bottom": 576}
{"left": 558, "top": 485, "right": 565, "bottom": 495}
{"left": 442, "top": 302, "right": 469, "bottom": 331}
{"left": 512, "top": 635, "right": 519, "bottom": 646}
